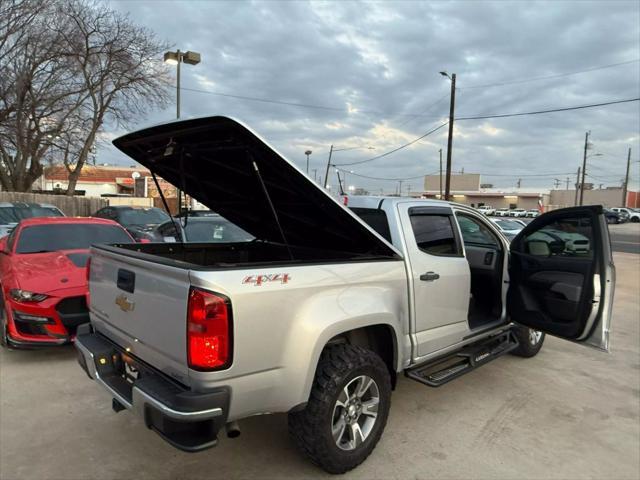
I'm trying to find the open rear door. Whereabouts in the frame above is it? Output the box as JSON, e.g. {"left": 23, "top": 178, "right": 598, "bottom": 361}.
{"left": 508, "top": 206, "right": 615, "bottom": 351}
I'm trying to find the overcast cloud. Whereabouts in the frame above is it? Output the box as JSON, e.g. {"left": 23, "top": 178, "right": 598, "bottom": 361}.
{"left": 103, "top": 0, "right": 640, "bottom": 194}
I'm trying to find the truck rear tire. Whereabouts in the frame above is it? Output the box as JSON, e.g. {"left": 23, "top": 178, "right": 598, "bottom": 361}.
{"left": 510, "top": 325, "right": 545, "bottom": 358}
{"left": 288, "top": 344, "right": 391, "bottom": 474}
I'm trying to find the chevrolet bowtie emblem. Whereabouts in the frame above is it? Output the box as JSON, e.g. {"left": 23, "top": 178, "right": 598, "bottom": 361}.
{"left": 115, "top": 294, "right": 135, "bottom": 312}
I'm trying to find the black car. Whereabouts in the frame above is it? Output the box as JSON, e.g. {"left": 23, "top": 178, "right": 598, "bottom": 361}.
{"left": 151, "top": 215, "right": 253, "bottom": 243}
{"left": 93, "top": 206, "right": 171, "bottom": 241}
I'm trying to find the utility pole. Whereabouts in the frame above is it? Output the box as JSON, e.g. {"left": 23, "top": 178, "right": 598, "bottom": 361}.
{"left": 574, "top": 167, "right": 581, "bottom": 206}
{"left": 304, "top": 150, "right": 312, "bottom": 174}
{"left": 554, "top": 178, "right": 561, "bottom": 189}
{"left": 312, "top": 169, "right": 318, "bottom": 183}
{"left": 323, "top": 145, "right": 334, "bottom": 188}
{"left": 579, "top": 131, "right": 590, "bottom": 206}
{"left": 443, "top": 73, "right": 456, "bottom": 201}
{"left": 439, "top": 148, "right": 443, "bottom": 199}
{"left": 566, "top": 177, "right": 570, "bottom": 190}
{"left": 398, "top": 180, "right": 404, "bottom": 197}
{"left": 517, "top": 178, "right": 522, "bottom": 189}
{"left": 622, "top": 147, "right": 631, "bottom": 207}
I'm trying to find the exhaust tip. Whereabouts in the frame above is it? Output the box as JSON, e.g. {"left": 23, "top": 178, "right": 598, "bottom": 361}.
{"left": 225, "top": 421, "right": 241, "bottom": 438}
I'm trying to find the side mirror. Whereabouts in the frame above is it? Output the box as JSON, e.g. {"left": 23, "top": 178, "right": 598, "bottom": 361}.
{"left": 526, "top": 240, "right": 551, "bottom": 256}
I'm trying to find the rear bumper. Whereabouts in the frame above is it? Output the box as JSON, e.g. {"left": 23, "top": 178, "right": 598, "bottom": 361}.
{"left": 75, "top": 325, "right": 229, "bottom": 452}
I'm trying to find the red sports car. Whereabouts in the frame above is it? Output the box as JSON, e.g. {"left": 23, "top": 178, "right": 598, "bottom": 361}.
{"left": 0, "top": 217, "right": 134, "bottom": 348}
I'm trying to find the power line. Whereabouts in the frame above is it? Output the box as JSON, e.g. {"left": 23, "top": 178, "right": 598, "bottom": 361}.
{"left": 477, "top": 172, "right": 576, "bottom": 177}
{"left": 180, "top": 86, "right": 442, "bottom": 118}
{"left": 460, "top": 59, "right": 640, "bottom": 90}
{"left": 334, "top": 166, "right": 439, "bottom": 181}
{"left": 334, "top": 122, "right": 449, "bottom": 167}
{"left": 455, "top": 98, "right": 639, "bottom": 121}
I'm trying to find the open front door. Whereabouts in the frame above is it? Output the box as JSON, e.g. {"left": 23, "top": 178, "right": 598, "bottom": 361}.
{"left": 508, "top": 206, "right": 615, "bottom": 351}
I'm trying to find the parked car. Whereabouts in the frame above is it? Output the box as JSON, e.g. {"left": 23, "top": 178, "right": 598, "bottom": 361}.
{"left": 603, "top": 208, "right": 623, "bottom": 224}
{"left": 93, "top": 205, "right": 171, "bottom": 241}
{"left": 152, "top": 215, "right": 254, "bottom": 243}
{"left": 611, "top": 207, "right": 639, "bottom": 222}
{"left": 494, "top": 207, "right": 510, "bottom": 217}
{"left": 507, "top": 208, "right": 527, "bottom": 217}
{"left": 525, "top": 209, "right": 540, "bottom": 218}
{"left": 76, "top": 117, "right": 615, "bottom": 474}
{"left": 0, "top": 217, "right": 134, "bottom": 348}
{"left": 528, "top": 228, "right": 591, "bottom": 255}
{"left": 490, "top": 218, "right": 526, "bottom": 241}
{"left": 0, "top": 201, "right": 65, "bottom": 238}
{"left": 476, "top": 205, "right": 495, "bottom": 216}
{"left": 174, "top": 209, "right": 219, "bottom": 218}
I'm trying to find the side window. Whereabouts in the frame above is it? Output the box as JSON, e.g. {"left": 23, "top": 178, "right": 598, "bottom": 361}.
{"left": 7, "top": 228, "right": 17, "bottom": 251}
{"left": 523, "top": 216, "right": 593, "bottom": 258}
{"left": 456, "top": 214, "right": 499, "bottom": 248}
{"left": 409, "top": 214, "right": 461, "bottom": 256}
{"left": 350, "top": 208, "right": 392, "bottom": 243}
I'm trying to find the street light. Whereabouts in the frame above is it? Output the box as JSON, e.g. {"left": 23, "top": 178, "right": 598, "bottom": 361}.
{"left": 163, "top": 49, "right": 201, "bottom": 119}
{"left": 304, "top": 150, "right": 312, "bottom": 174}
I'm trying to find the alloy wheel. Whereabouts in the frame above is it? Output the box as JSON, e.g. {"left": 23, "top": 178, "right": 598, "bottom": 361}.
{"left": 331, "top": 375, "right": 380, "bottom": 451}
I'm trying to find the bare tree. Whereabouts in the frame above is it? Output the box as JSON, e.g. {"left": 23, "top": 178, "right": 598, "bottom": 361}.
{"left": 0, "top": 0, "right": 171, "bottom": 193}
{"left": 57, "top": 0, "right": 171, "bottom": 195}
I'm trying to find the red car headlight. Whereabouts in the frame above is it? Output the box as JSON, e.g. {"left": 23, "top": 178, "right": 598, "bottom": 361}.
{"left": 9, "top": 289, "right": 48, "bottom": 303}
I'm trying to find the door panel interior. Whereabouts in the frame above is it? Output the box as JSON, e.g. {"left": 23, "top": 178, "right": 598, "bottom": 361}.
{"left": 508, "top": 206, "right": 610, "bottom": 342}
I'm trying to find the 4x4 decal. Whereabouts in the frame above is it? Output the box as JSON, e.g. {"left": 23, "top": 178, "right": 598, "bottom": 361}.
{"left": 242, "top": 273, "right": 291, "bottom": 286}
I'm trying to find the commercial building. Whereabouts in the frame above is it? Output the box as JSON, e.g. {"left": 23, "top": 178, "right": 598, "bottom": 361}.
{"left": 41, "top": 164, "right": 149, "bottom": 197}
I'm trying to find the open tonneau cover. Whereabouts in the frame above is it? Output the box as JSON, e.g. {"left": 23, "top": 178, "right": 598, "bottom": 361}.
{"left": 113, "top": 116, "right": 399, "bottom": 258}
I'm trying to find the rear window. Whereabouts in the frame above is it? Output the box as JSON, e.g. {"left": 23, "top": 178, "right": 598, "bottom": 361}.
{"left": 409, "top": 214, "right": 460, "bottom": 256}
{"left": 183, "top": 219, "right": 253, "bottom": 243}
{"left": 119, "top": 208, "right": 170, "bottom": 226}
{"left": 349, "top": 208, "right": 392, "bottom": 243}
{"left": 0, "top": 205, "right": 63, "bottom": 224}
{"left": 16, "top": 224, "right": 133, "bottom": 254}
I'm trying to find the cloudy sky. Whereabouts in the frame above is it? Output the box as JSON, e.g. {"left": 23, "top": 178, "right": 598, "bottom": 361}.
{"left": 103, "top": 0, "right": 640, "bottom": 194}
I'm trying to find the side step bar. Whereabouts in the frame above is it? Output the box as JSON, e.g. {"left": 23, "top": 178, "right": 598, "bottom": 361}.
{"left": 405, "top": 330, "right": 519, "bottom": 387}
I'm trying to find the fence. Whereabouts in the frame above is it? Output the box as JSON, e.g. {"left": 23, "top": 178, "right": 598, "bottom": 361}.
{"left": 0, "top": 192, "right": 107, "bottom": 216}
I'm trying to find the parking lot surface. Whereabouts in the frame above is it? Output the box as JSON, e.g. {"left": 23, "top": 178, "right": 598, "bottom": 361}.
{"left": 1, "top": 252, "right": 639, "bottom": 480}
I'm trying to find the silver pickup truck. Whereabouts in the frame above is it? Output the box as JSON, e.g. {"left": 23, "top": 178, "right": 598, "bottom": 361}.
{"left": 76, "top": 116, "right": 615, "bottom": 474}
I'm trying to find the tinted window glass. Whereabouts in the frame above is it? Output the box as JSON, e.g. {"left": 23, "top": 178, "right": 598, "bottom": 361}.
{"left": 524, "top": 216, "right": 593, "bottom": 257}
{"left": 16, "top": 224, "right": 133, "bottom": 254}
{"left": 494, "top": 219, "right": 523, "bottom": 231}
{"left": 119, "top": 208, "right": 170, "bottom": 226}
{"left": 410, "top": 214, "right": 459, "bottom": 255}
{"left": 457, "top": 215, "right": 498, "bottom": 247}
{"left": 350, "top": 208, "right": 392, "bottom": 243}
{"left": 183, "top": 219, "right": 253, "bottom": 243}
{"left": 0, "top": 206, "right": 63, "bottom": 224}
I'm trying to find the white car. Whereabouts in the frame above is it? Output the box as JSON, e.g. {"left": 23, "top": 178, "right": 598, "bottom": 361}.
{"left": 525, "top": 209, "right": 540, "bottom": 218}
{"left": 611, "top": 207, "right": 640, "bottom": 223}
{"left": 494, "top": 208, "right": 510, "bottom": 217}
{"left": 508, "top": 208, "right": 527, "bottom": 217}
{"left": 476, "top": 205, "right": 495, "bottom": 216}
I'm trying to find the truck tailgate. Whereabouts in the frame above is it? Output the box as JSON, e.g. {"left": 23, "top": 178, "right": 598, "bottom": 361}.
{"left": 89, "top": 246, "right": 192, "bottom": 386}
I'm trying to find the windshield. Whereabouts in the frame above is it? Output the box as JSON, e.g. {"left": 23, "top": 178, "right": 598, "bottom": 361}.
{"left": 15, "top": 224, "right": 133, "bottom": 254}
{"left": 183, "top": 219, "right": 254, "bottom": 243}
{"left": 119, "top": 208, "right": 170, "bottom": 226}
{"left": 495, "top": 219, "right": 523, "bottom": 231}
{"left": 0, "top": 205, "right": 64, "bottom": 225}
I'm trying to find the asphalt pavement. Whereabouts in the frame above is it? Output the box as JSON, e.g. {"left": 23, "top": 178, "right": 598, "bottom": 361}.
{"left": 609, "top": 222, "right": 640, "bottom": 254}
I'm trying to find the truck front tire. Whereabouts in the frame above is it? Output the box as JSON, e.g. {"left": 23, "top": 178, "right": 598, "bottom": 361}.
{"left": 510, "top": 325, "right": 545, "bottom": 358}
{"left": 288, "top": 344, "right": 391, "bottom": 474}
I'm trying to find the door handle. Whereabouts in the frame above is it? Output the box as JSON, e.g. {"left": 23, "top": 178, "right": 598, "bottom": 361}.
{"left": 420, "top": 271, "right": 440, "bottom": 282}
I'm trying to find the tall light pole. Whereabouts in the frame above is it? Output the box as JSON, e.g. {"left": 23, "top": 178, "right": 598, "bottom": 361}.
{"left": 304, "top": 150, "right": 312, "bottom": 174}
{"left": 164, "top": 49, "right": 201, "bottom": 212}
{"left": 622, "top": 147, "right": 631, "bottom": 207}
{"left": 323, "top": 145, "right": 374, "bottom": 188}
{"left": 440, "top": 71, "right": 456, "bottom": 201}
{"left": 579, "top": 131, "right": 590, "bottom": 206}
{"left": 439, "top": 148, "right": 443, "bottom": 199}
{"left": 164, "top": 50, "right": 201, "bottom": 119}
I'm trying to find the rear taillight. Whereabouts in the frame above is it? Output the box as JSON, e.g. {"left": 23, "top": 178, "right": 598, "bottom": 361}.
{"left": 187, "top": 288, "right": 232, "bottom": 370}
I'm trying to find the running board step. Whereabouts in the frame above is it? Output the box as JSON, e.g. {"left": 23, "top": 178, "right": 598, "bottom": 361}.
{"left": 405, "top": 330, "right": 519, "bottom": 387}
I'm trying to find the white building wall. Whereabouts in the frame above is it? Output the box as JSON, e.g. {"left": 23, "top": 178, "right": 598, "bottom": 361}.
{"left": 45, "top": 180, "right": 118, "bottom": 197}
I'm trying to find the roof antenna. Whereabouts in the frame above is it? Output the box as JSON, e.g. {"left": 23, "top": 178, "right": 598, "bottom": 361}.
{"left": 251, "top": 158, "right": 294, "bottom": 261}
